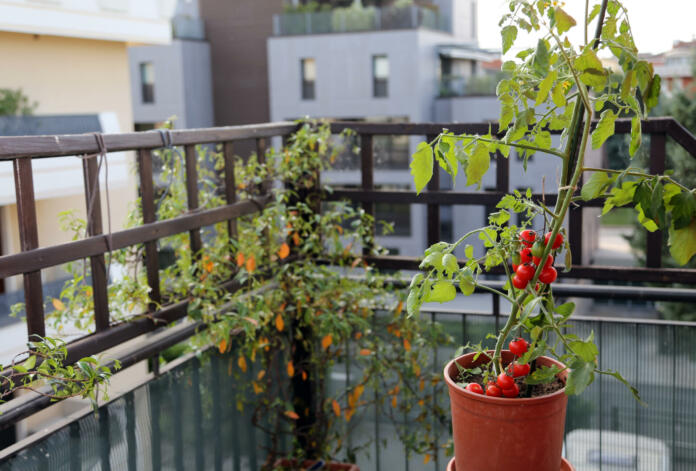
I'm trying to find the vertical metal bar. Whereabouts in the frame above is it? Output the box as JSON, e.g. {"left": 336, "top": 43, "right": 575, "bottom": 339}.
{"left": 192, "top": 357, "right": 205, "bottom": 471}
{"left": 13, "top": 158, "right": 45, "bottom": 339}
{"left": 173, "top": 374, "right": 184, "bottom": 471}
{"left": 184, "top": 144, "right": 203, "bottom": 255}
{"left": 671, "top": 324, "right": 676, "bottom": 459}
{"left": 361, "top": 134, "right": 375, "bottom": 255}
{"left": 99, "top": 407, "right": 111, "bottom": 471}
{"left": 223, "top": 142, "right": 238, "bottom": 240}
{"left": 373, "top": 314, "right": 381, "bottom": 471}
{"left": 569, "top": 204, "right": 584, "bottom": 266}
{"left": 125, "top": 392, "right": 137, "bottom": 471}
{"left": 82, "top": 155, "right": 110, "bottom": 331}
{"left": 150, "top": 381, "right": 161, "bottom": 470}
{"left": 599, "top": 321, "right": 603, "bottom": 471}
{"left": 493, "top": 293, "right": 500, "bottom": 333}
{"left": 646, "top": 133, "right": 666, "bottom": 268}
{"left": 426, "top": 134, "right": 441, "bottom": 246}
{"left": 69, "top": 421, "right": 81, "bottom": 471}
{"left": 137, "top": 149, "right": 161, "bottom": 309}
{"left": 212, "top": 354, "right": 223, "bottom": 471}
{"left": 431, "top": 311, "right": 439, "bottom": 471}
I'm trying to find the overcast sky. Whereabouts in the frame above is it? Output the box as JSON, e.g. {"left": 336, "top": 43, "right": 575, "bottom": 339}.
{"left": 477, "top": 1, "right": 696, "bottom": 55}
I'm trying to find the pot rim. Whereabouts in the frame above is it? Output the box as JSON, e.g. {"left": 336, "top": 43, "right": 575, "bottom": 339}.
{"left": 444, "top": 350, "right": 568, "bottom": 405}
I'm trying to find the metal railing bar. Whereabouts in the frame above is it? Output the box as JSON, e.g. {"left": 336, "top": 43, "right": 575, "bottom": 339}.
{"left": 646, "top": 133, "right": 666, "bottom": 268}
{"left": 184, "top": 144, "right": 203, "bottom": 255}
{"left": 0, "top": 122, "right": 298, "bottom": 160}
{"left": 0, "top": 195, "right": 272, "bottom": 279}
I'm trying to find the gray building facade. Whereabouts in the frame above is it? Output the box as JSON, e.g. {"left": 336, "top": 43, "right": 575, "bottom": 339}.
{"left": 128, "top": 0, "right": 214, "bottom": 130}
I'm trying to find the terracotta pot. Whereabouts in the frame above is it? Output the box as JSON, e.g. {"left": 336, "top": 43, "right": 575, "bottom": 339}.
{"left": 273, "top": 459, "right": 360, "bottom": 471}
{"left": 444, "top": 351, "right": 569, "bottom": 471}
{"left": 446, "top": 457, "right": 575, "bottom": 471}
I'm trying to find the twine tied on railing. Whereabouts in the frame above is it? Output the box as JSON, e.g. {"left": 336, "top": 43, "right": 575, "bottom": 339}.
{"left": 78, "top": 133, "right": 114, "bottom": 281}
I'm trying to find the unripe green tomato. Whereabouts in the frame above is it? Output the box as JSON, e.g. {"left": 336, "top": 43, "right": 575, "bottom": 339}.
{"left": 531, "top": 240, "right": 545, "bottom": 259}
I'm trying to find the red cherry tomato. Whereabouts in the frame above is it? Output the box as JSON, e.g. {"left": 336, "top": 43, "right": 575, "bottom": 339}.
{"left": 509, "top": 338, "right": 529, "bottom": 357}
{"left": 511, "top": 362, "right": 531, "bottom": 377}
{"left": 544, "top": 232, "right": 564, "bottom": 250}
{"left": 465, "top": 383, "right": 484, "bottom": 394}
{"left": 519, "top": 247, "right": 533, "bottom": 264}
{"left": 496, "top": 372, "right": 515, "bottom": 390}
{"left": 486, "top": 384, "right": 502, "bottom": 397}
{"left": 512, "top": 263, "right": 519, "bottom": 272}
{"left": 515, "top": 264, "right": 535, "bottom": 282}
{"left": 502, "top": 383, "right": 520, "bottom": 398}
{"left": 532, "top": 254, "right": 554, "bottom": 269}
{"left": 519, "top": 230, "right": 536, "bottom": 247}
{"left": 512, "top": 275, "right": 528, "bottom": 290}
{"left": 539, "top": 266, "right": 558, "bottom": 284}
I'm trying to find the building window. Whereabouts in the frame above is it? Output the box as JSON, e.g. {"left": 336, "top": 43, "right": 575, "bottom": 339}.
{"left": 301, "top": 58, "right": 316, "bottom": 100}
{"left": 372, "top": 55, "right": 389, "bottom": 98}
{"left": 139, "top": 62, "right": 155, "bottom": 104}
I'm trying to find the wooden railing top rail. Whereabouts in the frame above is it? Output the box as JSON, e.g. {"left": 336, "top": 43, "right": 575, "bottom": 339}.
{"left": 0, "top": 122, "right": 297, "bottom": 159}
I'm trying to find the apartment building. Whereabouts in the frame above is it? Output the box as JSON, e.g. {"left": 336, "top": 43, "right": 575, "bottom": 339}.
{"left": 266, "top": 0, "right": 599, "bottom": 259}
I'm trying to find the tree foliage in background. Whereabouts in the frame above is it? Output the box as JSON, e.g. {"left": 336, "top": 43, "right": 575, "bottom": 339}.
{"left": 0, "top": 88, "right": 37, "bottom": 116}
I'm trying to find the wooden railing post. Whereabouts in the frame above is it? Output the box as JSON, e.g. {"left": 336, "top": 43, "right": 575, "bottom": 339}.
{"left": 13, "top": 158, "right": 45, "bottom": 339}
{"left": 426, "top": 134, "right": 441, "bottom": 246}
{"left": 361, "top": 134, "right": 375, "bottom": 254}
{"left": 137, "top": 149, "right": 161, "bottom": 310}
{"left": 647, "top": 132, "right": 666, "bottom": 268}
{"left": 82, "top": 155, "right": 110, "bottom": 331}
{"left": 222, "top": 142, "right": 238, "bottom": 241}
{"left": 184, "top": 144, "right": 203, "bottom": 255}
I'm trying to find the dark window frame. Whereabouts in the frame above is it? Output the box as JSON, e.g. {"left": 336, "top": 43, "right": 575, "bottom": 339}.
{"left": 372, "top": 55, "right": 389, "bottom": 98}
{"left": 300, "top": 58, "right": 316, "bottom": 100}
{"left": 139, "top": 62, "right": 155, "bottom": 104}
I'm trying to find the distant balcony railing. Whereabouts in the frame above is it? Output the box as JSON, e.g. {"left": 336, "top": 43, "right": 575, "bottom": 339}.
{"left": 172, "top": 15, "right": 205, "bottom": 40}
{"left": 273, "top": 5, "right": 448, "bottom": 36}
{"left": 439, "top": 73, "right": 503, "bottom": 97}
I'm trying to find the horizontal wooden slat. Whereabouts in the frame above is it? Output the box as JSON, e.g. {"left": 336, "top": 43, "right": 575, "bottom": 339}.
{"left": 363, "top": 255, "right": 696, "bottom": 284}
{"left": 0, "top": 122, "right": 297, "bottom": 160}
{"left": 326, "top": 188, "right": 606, "bottom": 208}
{"left": 0, "top": 196, "right": 272, "bottom": 278}
{"left": 328, "top": 117, "right": 678, "bottom": 136}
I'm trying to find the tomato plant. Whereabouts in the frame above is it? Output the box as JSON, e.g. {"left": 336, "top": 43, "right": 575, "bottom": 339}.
{"left": 405, "top": 0, "right": 695, "bottom": 402}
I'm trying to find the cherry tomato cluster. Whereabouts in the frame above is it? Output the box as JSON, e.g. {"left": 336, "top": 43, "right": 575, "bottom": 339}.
{"left": 464, "top": 338, "right": 531, "bottom": 398}
{"left": 511, "top": 230, "right": 563, "bottom": 290}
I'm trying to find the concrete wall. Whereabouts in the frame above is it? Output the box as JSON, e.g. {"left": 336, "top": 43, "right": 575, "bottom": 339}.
{"left": 128, "top": 39, "right": 214, "bottom": 129}
{"left": 0, "top": 32, "right": 134, "bottom": 134}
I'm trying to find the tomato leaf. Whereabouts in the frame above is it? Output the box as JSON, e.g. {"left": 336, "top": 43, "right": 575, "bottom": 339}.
{"left": 581, "top": 171, "right": 611, "bottom": 201}
{"left": 410, "top": 142, "right": 433, "bottom": 194}
{"left": 425, "top": 281, "right": 456, "bottom": 303}
{"left": 566, "top": 359, "right": 595, "bottom": 395}
{"left": 669, "top": 219, "right": 696, "bottom": 265}
{"left": 501, "top": 25, "right": 517, "bottom": 54}
{"left": 466, "top": 143, "right": 490, "bottom": 189}
{"left": 554, "top": 7, "right": 576, "bottom": 35}
{"left": 591, "top": 109, "right": 617, "bottom": 149}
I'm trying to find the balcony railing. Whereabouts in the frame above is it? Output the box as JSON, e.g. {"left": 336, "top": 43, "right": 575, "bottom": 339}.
{"left": 0, "top": 119, "right": 695, "bottom": 468}
{"left": 439, "top": 74, "right": 502, "bottom": 97}
{"left": 272, "top": 5, "right": 447, "bottom": 36}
